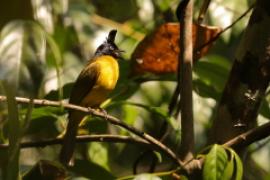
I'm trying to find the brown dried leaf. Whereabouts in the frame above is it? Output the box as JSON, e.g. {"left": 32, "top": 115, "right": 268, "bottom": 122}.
{"left": 131, "top": 23, "right": 222, "bottom": 74}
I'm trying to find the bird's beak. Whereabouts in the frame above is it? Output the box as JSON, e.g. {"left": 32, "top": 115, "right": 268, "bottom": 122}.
{"left": 114, "top": 49, "right": 125, "bottom": 58}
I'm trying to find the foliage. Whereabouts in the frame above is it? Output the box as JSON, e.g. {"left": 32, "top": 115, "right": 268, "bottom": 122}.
{"left": 0, "top": 0, "right": 269, "bottom": 179}
{"left": 202, "top": 144, "right": 243, "bottom": 180}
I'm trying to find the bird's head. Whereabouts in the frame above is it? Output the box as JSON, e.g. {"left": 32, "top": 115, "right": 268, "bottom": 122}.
{"left": 95, "top": 30, "right": 124, "bottom": 59}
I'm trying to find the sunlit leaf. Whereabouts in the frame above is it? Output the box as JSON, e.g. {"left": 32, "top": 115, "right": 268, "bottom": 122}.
{"left": 153, "top": 151, "right": 162, "bottom": 163}
{"left": 203, "top": 144, "right": 228, "bottom": 180}
{"left": 133, "top": 173, "right": 162, "bottom": 180}
{"left": 32, "top": 0, "right": 54, "bottom": 33}
{"left": 88, "top": 142, "right": 109, "bottom": 170}
{"left": 228, "top": 148, "right": 243, "bottom": 180}
{"left": 222, "top": 153, "right": 234, "bottom": 180}
{"left": 0, "top": 20, "right": 47, "bottom": 96}
{"left": 70, "top": 160, "right": 115, "bottom": 180}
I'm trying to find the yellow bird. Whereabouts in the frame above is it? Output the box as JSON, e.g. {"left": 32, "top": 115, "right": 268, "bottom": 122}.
{"left": 59, "top": 30, "right": 122, "bottom": 166}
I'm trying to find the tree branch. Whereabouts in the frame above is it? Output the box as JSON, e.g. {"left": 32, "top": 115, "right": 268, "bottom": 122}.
{"left": 223, "top": 121, "right": 270, "bottom": 149}
{"left": 180, "top": 121, "right": 270, "bottom": 174}
{"left": 209, "top": 0, "right": 270, "bottom": 143}
{"left": 176, "top": 0, "right": 195, "bottom": 162}
{"left": 0, "top": 95, "right": 184, "bottom": 167}
{"left": 0, "top": 134, "right": 150, "bottom": 149}
{"left": 2, "top": 96, "right": 270, "bottom": 175}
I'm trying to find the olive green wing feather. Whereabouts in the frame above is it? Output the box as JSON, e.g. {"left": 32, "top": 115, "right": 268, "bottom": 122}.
{"left": 69, "top": 61, "right": 100, "bottom": 106}
{"left": 59, "top": 61, "right": 100, "bottom": 165}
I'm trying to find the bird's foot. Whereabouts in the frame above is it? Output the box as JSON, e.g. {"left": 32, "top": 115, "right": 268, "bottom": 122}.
{"left": 87, "top": 107, "right": 108, "bottom": 120}
{"left": 98, "top": 108, "right": 109, "bottom": 120}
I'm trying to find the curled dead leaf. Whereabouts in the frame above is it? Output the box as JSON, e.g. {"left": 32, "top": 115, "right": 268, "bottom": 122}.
{"left": 131, "top": 23, "right": 222, "bottom": 75}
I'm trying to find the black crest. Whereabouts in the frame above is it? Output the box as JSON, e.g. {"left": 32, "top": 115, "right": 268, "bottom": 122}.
{"left": 94, "top": 29, "right": 123, "bottom": 58}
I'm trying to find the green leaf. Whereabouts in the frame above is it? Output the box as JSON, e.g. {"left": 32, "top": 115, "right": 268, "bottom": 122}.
{"left": 0, "top": 20, "right": 47, "bottom": 96}
{"left": 82, "top": 117, "right": 108, "bottom": 134}
{"left": 44, "top": 31, "right": 63, "bottom": 99}
{"left": 232, "top": 150, "right": 243, "bottom": 180}
{"left": 108, "top": 101, "right": 178, "bottom": 130}
{"left": 3, "top": 84, "right": 20, "bottom": 180}
{"left": 24, "top": 106, "right": 63, "bottom": 137}
{"left": 133, "top": 173, "right": 162, "bottom": 180}
{"left": 28, "top": 106, "right": 62, "bottom": 120}
{"left": 203, "top": 144, "right": 228, "bottom": 180}
{"left": 22, "top": 160, "right": 66, "bottom": 180}
{"left": 223, "top": 147, "right": 243, "bottom": 180}
{"left": 222, "top": 153, "right": 234, "bottom": 180}
{"left": 194, "top": 60, "right": 230, "bottom": 94}
{"left": 88, "top": 142, "right": 109, "bottom": 170}
{"left": 259, "top": 98, "right": 270, "bottom": 119}
{"left": 70, "top": 160, "right": 115, "bottom": 180}
{"left": 153, "top": 151, "right": 162, "bottom": 163}
{"left": 31, "top": 0, "right": 53, "bottom": 33}
{"left": 107, "top": 79, "right": 140, "bottom": 103}
{"left": 44, "top": 82, "right": 73, "bottom": 100}
{"left": 193, "top": 79, "right": 221, "bottom": 100}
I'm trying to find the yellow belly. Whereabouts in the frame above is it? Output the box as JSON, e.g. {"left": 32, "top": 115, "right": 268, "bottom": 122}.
{"left": 81, "top": 55, "right": 119, "bottom": 107}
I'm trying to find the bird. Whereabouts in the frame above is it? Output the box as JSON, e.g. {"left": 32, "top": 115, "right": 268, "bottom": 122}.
{"left": 59, "top": 29, "right": 122, "bottom": 166}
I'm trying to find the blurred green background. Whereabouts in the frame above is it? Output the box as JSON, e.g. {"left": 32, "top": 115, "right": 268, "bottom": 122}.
{"left": 1, "top": 0, "right": 269, "bottom": 179}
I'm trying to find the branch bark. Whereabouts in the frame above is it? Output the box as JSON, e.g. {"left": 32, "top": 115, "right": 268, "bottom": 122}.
{"left": 180, "top": 121, "right": 270, "bottom": 174}
{"left": 223, "top": 121, "right": 270, "bottom": 150}
{"left": 2, "top": 95, "right": 270, "bottom": 175}
{"left": 0, "top": 95, "right": 184, "bottom": 167}
{"left": 0, "top": 134, "right": 150, "bottom": 149}
{"left": 176, "top": 0, "right": 195, "bottom": 162}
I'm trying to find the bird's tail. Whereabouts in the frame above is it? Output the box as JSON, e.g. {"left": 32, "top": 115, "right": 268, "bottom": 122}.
{"left": 59, "top": 111, "right": 84, "bottom": 166}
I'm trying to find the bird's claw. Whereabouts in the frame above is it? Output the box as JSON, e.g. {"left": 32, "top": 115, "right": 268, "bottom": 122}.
{"left": 99, "top": 108, "right": 108, "bottom": 120}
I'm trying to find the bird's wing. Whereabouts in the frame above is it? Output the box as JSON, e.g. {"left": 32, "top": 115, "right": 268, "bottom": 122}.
{"left": 69, "top": 61, "right": 100, "bottom": 106}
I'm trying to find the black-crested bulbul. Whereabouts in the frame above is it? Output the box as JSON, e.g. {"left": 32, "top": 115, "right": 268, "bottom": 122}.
{"left": 59, "top": 30, "right": 122, "bottom": 166}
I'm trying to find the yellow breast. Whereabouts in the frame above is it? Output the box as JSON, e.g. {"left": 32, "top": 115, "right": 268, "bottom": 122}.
{"left": 95, "top": 55, "right": 119, "bottom": 90}
{"left": 81, "top": 55, "right": 119, "bottom": 107}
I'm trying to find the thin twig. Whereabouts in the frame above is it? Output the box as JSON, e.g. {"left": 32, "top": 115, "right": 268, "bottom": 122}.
{"left": 223, "top": 121, "right": 270, "bottom": 149}
{"left": 194, "top": 3, "right": 255, "bottom": 53}
{"left": 0, "top": 95, "right": 184, "bottom": 167}
{"left": 0, "top": 134, "right": 150, "bottom": 149}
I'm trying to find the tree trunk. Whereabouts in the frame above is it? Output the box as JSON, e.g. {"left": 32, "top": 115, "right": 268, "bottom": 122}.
{"left": 210, "top": 0, "right": 270, "bottom": 144}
